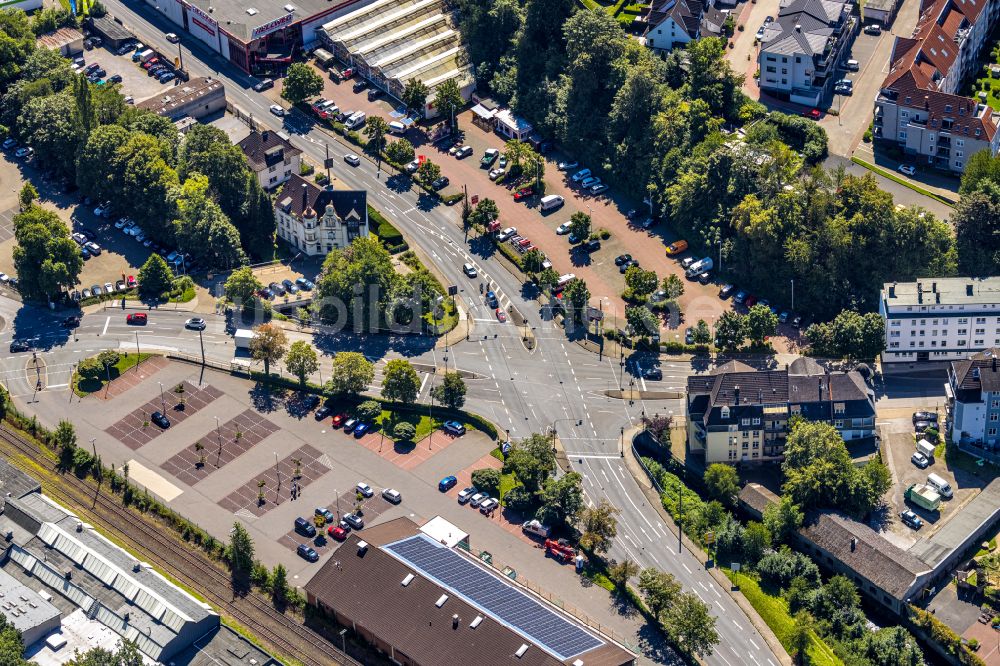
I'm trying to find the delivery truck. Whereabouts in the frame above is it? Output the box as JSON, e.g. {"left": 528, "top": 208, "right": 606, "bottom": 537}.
{"left": 905, "top": 483, "right": 941, "bottom": 511}
{"left": 916, "top": 438, "right": 936, "bottom": 459}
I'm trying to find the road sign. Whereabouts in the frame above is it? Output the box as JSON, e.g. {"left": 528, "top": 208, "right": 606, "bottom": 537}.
{"left": 731, "top": 562, "right": 741, "bottom": 572}
{"left": 471, "top": 195, "right": 479, "bottom": 205}
{"left": 704, "top": 531, "right": 715, "bottom": 545}
{"left": 447, "top": 285, "right": 458, "bottom": 296}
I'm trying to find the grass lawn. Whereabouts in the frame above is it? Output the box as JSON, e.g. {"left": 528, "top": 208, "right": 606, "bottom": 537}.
{"left": 499, "top": 471, "right": 519, "bottom": 503}
{"left": 375, "top": 410, "right": 438, "bottom": 442}
{"left": 74, "top": 353, "right": 154, "bottom": 396}
{"left": 729, "top": 571, "right": 843, "bottom": 666}
{"left": 850, "top": 157, "right": 956, "bottom": 206}
{"left": 944, "top": 443, "right": 1000, "bottom": 481}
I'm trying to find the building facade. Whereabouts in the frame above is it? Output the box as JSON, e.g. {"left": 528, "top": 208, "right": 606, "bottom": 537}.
{"left": 879, "top": 278, "right": 1000, "bottom": 363}
{"left": 873, "top": 0, "right": 1000, "bottom": 171}
{"left": 947, "top": 349, "right": 1000, "bottom": 447}
{"left": 136, "top": 76, "right": 226, "bottom": 120}
{"left": 642, "top": 0, "right": 706, "bottom": 53}
{"left": 686, "top": 359, "right": 875, "bottom": 464}
{"left": 237, "top": 128, "right": 302, "bottom": 190}
{"left": 757, "top": 0, "right": 857, "bottom": 106}
{"left": 275, "top": 174, "right": 368, "bottom": 256}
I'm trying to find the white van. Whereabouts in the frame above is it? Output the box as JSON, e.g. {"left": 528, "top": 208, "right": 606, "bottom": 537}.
{"left": 540, "top": 194, "right": 565, "bottom": 211}
{"left": 522, "top": 519, "right": 550, "bottom": 538}
{"left": 916, "top": 438, "right": 936, "bottom": 459}
{"left": 685, "top": 257, "right": 714, "bottom": 277}
{"left": 345, "top": 111, "right": 366, "bottom": 130}
{"left": 927, "top": 473, "right": 953, "bottom": 499}
{"left": 555, "top": 273, "right": 576, "bottom": 290}
{"left": 388, "top": 120, "right": 406, "bottom": 135}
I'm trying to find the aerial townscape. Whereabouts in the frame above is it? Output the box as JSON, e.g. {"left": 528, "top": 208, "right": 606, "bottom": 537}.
{"left": 1, "top": 0, "right": 1000, "bottom": 663}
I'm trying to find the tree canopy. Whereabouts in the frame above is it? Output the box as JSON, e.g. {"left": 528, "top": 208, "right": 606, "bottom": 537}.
{"left": 12, "top": 206, "right": 82, "bottom": 301}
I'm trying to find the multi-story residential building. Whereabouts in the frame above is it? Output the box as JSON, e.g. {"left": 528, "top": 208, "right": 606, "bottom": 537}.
{"left": 873, "top": 0, "right": 1000, "bottom": 171}
{"left": 238, "top": 128, "right": 302, "bottom": 190}
{"left": 686, "top": 359, "right": 875, "bottom": 464}
{"left": 756, "top": 0, "right": 857, "bottom": 106}
{"left": 275, "top": 174, "right": 368, "bottom": 256}
{"left": 642, "top": 0, "right": 706, "bottom": 53}
{"left": 879, "top": 278, "right": 1000, "bottom": 363}
{"left": 947, "top": 348, "right": 1000, "bottom": 446}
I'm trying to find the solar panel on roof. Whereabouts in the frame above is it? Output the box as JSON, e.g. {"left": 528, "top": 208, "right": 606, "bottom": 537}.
{"left": 384, "top": 535, "right": 604, "bottom": 660}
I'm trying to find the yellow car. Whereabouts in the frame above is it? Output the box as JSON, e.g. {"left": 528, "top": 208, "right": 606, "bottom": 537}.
{"left": 665, "top": 240, "right": 688, "bottom": 256}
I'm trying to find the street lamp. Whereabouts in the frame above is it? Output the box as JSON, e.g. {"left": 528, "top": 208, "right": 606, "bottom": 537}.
{"left": 157, "top": 382, "right": 166, "bottom": 414}
{"left": 620, "top": 426, "right": 625, "bottom": 458}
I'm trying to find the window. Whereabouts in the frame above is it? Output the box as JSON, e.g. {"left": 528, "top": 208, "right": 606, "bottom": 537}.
{"left": 977, "top": 328, "right": 986, "bottom": 334}
{"left": 991, "top": 413, "right": 998, "bottom": 422}
{"left": 957, "top": 138, "right": 964, "bottom": 147}
{"left": 752, "top": 417, "right": 761, "bottom": 425}
{"left": 899, "top": 131, "right": 908, "bottom": 140}
{"left": 959, "top": 340, "right": 968, "bottom": 346}
{"left": 976, "top": 339, "right": 985, "bottom": 346}
{"left": 796, "top": 56, "right": 801, "bottom": 63}
{"left": 992, "top": 400, "right": 999, "bottom": 408}
{"left": 835, "top": 419, "right": 844, "bottom": 428}
{"left": 959, "top": 318, "right": 968, "bottom": 324}
{"left": 891, "top": 320, "right": 901, "bottom": 326}
{"left": 766, "top": 56, "right": 776, "bottom": 61}
{"left": 956, "top": 151, "right": 964, "bottom": 158}
{"left": 956, "top": 162, "right": 963, "bottom": 169}
{"left": 766, "top": 66, "right": 776, "bottom": 73}
{"left": 958, "top": 329, "right": 967, "bottom": 335}
{"left": 741, "top": 418, "right": 750, "bottom": 426}
{"left": 781, "top": 68, "right": 788, "bottom": 74}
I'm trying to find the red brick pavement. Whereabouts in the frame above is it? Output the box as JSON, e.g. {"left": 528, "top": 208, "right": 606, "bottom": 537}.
{"left": 93, "top": 356, "right": 169, "bottom": 400}
{"left": 217, "top": 444, "right": 329, "bottom": 517}
{"left": 277, "top": 489, "right": 393, "bottom": 554}
{"left": 103, "top": 382, "right": 222, "bottom": 450}
{"left": 160, "top": 410, "right": 279, "bottom": 486}
{"left": 352, "top": 428, "right": 462, "bottom": 470}
{"left": 446, "top": 453, "right": 537, "bottom": 547}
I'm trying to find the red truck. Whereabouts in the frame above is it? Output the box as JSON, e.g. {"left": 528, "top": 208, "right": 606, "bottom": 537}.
{"left": 544, "top": 539, "right": 575, "bottom": 563}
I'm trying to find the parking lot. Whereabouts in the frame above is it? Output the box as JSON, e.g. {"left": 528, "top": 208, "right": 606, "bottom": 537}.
{"left": 76, "top": 40, "right": 183, "bottom": 104}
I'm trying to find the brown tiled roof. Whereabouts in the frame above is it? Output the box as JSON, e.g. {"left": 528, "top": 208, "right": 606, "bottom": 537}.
{"left": 799, "top": 513, "right": 930, "bottom": 598}
{"left": 304, "top": 530, "right": 633, "bottom": 666}
{"left": 881, "top": 69, "right": 998, "bottom": 141}
{"left": 738, "top": 483, "right": 779, "bottom": 518}
{"left": 275, "top": 173, "right": 367, "bottom": 223}
{"left": 952, "top": 348, "right": 1000, "bottom": 392}
{"left": 237, "top": 128, "right": 302, "bottom": 171}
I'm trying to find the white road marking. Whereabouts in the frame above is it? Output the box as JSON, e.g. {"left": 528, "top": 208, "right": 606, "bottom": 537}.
{"left": 748, "top": 638, "right": 760, "bottom": 651}
{"left": 102, "top": 317, "right": 110, "bottom": 336}
{"left": 418, "top": 373, "right": 429, "bottom": 395}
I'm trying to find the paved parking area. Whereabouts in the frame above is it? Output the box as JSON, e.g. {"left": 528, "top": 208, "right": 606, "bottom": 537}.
{"left": 103, "top": 381, "right": 222, "bottom": 449}
{"left": 354, "top": 429, "right": 463, "bottom": 470}
{"left": 217, "top": 444, "right": 330, "bottom": 518}
{"left": 276, "top": 489, "right": 393, "bottom": 554}
{"left": 96, "top": 355, "right": 168, "bottom": 399}
{"left": 0, "top": 207, "right": 16, "bottom": 244}
{"left": 160, "top": 409, "right": 279, "bottom": 486}
{"left": 79, "top": 43, "right": 180, "bottom": 103}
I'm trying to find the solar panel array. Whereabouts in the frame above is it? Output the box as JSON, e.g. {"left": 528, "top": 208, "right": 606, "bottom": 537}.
{"left": 384, "top": 534, "right": 604, "bottom": 660}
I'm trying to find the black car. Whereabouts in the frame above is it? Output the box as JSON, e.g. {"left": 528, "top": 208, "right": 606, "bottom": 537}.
{"left": 108, "top": 74, "right": 123, "bottom": 83}
{"left": 301, "top": 394, "right": 321, "bottom": 411}
{"left": 913, "top": 411, "right": 938, "bottom": 424}
{"left": 719, "top": 284, "right": 736, "bottom": 299}
{"left": 62, "top": 316, "right": 81, "bottom": 328}
{"left": 614, "top": 254, "right": 632, "bottom": 266}
{"left": 253, "top": 78, "right": 274, "bottom": 92}
{"left": 81, "top": 228, "right": 97, "bottom": 241}
{"left": 315, "top": 404, "right": 333, "bottom": 421}
{"left": 151, "top": 411, "right": 170, "bottom": 429}
{"left": 295, "top": 516, "right": 317, "bottom": 537}
{"left": 914, "top": 421, "right": 932, "bottom": 433}
{"left": 431, "top": 176, "right": 450, "bottom": 190}
{"left": 584, "top": 239, "right": 601, "bottom": 252}
{"left": 9, "top": 339, "right": 30, "bottom": 353}
{"left": 297, "top": 544, "right": 319, "bottom": 562}
{"left": 619, "top": 259, "right": 638, "bottom": 274}
{"left": 643, "top": 367, "right": 663, "bottom": 380}
{"left": 352, "top": 79, "right": 367, "bottom": 93}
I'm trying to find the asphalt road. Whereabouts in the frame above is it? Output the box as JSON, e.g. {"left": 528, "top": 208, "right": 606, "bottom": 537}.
{"left": 5, "top": 3, "right": 783, "bottom": 662}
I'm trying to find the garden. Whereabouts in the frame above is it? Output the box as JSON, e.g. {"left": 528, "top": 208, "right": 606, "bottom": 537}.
{"left": 968, "top": 26, "right": 1000, "bottom": 112}
{"left": 72, "top": 350, "right": 154, "bottom": 396}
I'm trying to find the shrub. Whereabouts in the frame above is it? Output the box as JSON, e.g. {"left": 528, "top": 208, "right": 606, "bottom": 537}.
{"left": 393, "top": 421, "right": 416, "bottom": 441}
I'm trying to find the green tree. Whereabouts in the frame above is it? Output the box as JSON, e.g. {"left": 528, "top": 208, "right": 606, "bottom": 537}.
{"left": 848, "top": 458, "right": 891, "bottom": 517}
{"left": 860, "top": 626, "right": 924, "bottom": 666}
{"left": 364, "top": 115, "right": 389, "bottom": 170}
{"left": 535, "top": 471, "right": 583, "bottom": 525}
{"left": 469, "top": 197, "right": 500, "bottom": 229}
{"left": 54, "top": 419, "right": 77, "bottom": 469}
{"left": 714, "top": 310, "right": 745, "bottom": 351}
{"left": 385, "top": 137, "right": 415, "bottom": 165}
{"left": 402, "top": 78, "right": 430, "bottom": 113}
{"left": 661, "top": 273, "right": 684, "bottom": 301}
{"left": 663, "top": 591, "right": 719, "bottom": 658}
{"left": 522, "top": 248, "right": 545, "bottom": 274}
{"left": 625, "top": 305, "right": 658, "bottom": 338}
{"left": 954, "top": 189, "right": 1000, "bottom": 277}
{"left": 417, "top": 159, "right": 441, "bottom": 184}
{"left": 745, "top": 303, "right": 778, "bottom": 346}
{"left": 270, "top": 563, "right": 289, "bottom": 606}
{"left": 692, "top": 319, "right": 712, "bottom": 344}
{"left": 18, "top": 92, "right": 83, "bottom": 178}
{"left": 137, "top": 253, "right": 174, "bottom": 299}
{"left": 763, "top": 496, "right": 804, "bottom": 544}
{"left": 471, "top": 467, "right": 501, "bottom": 496}
{"left": 704, "top": 463, "right": 740, "bottom": 507}
{"left": 392, "top": 421, "right": 416, "bottom": 441}
{"left": 578, "top": 499, "right": 619, "bottom": 555}
{"left": 789, "top": 610, "right": 813, "bottom": 666}
{"left": 76, "top": 124, "right": 130, "bottom": 201}
{"left": 782, "top": 421, "right": 854, "bottom": 510}
{"left": 433, "top": 77, "right": 464, "bottom": 131}
{"left": 568, "top": 211, "right": 591, "bottom": 240}
{"left": 959, "top": 149, "right": 1000, "bottom": 195}
{"left": 18, "top": 182, "right": 37, "bottom": 210}
{"left": 608, "top": 558, "right": 640, "bottom": 590}
{"left": 314, "top": 237, "right": 398, "bottom": 330}
{"left": 563, "top": 278, "right": 591, "bottom": 327}
{"left": 227, "top": 522, "right": 255, "bottom": 580}
{"left": 284, "top": 340, "right": 318, "bottom": 385}
{"left": 249, "top": 323, "right": 288, "bottom": 376}
{"left": 281, "top": 62, "right": 323, "bottom": 105}
{"left": 639, "top": 568, "right": 681, "bottom": 621}
{"left": 224, "top": 266, "right": 263, "bottom": 307}
{"left": 504, "top": 433, "right": 556, "bottom": 492}
{"left": 742, "top": 521, "right": 772, "bottom": 565}
{"left": 356, "top": 399, "right": 381, "bottom": 421}
{"left": 431, "top": 371, "right": 466, "bottom": 409}
{"left": 12, "top": 206, "right": 82, "bottom": 301}
{"left": 625, "top": 266, "right": 658, "bottom": 298}
{"left": 537, "top": 267, "right": 559, "bottom": 293}
{"left": 328, "top": 352, "right": 374, "bottom": 396}
{"left": 381, "top": 359, "right": 420, "bottom": 404}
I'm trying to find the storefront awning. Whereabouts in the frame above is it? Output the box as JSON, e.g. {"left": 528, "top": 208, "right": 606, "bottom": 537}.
{"left": 471, "top": 103, "right": 496, "bottom": 121}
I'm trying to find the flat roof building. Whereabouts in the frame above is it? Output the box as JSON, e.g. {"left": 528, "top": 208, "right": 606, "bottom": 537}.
{"left": 0, "top": 567, "right": 62, "bottom": 648}
{"left": 35, "top": 27, "right": 84, "bottom": 56}
{"left": 305, "top": 518, "right": 635, "bottom": 666}
{"left": 137, "top": 77, "right": 226, "bottom": 120}
{"left": 880, "top": 277, "right": 1000, "bottom": 363}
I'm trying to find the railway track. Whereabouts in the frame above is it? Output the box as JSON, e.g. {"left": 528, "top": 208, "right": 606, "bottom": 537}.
{"left": 0, "top": 424, "right": 359, "bottom": 666}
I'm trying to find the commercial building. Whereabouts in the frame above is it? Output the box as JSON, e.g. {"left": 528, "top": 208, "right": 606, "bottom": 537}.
{"left": 237, "top": 127, "right": 302, "bottom": 190}
{"left": 756, "top": 0, "right": 858, "bottom": 106}
{"left": 85, "top": 16, "right": 135, "bottom": 51}
{"left": 136, "top": 76, "right": 226, "bottom": 120}
{"left": 138, "top": 0, "right": 359, "bottom": 75}
{"left": 862, "top": 0, "right": 900, "bottom": 26}
{"left": 0, "top": 492, "right": 219, "bottom": 662}
{"left": 873, "top": 0, "right": 1000, "bottom": 171}
{"left": 686, "top": 358, "right": 875, "bottom": 464}
{"left": 304, "top": 517, "right": 635, "bottom": 666}
{"left": 0, "top": 567, "right": 62, "bottom": 647}
{"left": 494, "top": 109, "right": 534, "bottom": 141}
{"left": 275, "top": 174, "right": 368, "bottom": 256}
{"left": 879, "top": 278, "right": 1000, "bottom": 363}
{"left": 317, "top": 0, "right": 476, "bottom": 118}
{"left": 35, "top": 27, "right": 84, "bottom": 56}
{"left": 641, "top": 0, "right": 706, "bottom": 53}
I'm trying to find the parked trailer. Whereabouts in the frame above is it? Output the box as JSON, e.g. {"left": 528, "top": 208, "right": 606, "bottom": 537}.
{"left": 905, "top": 483, "right": 941, "bottom": 511}
{"left": 234, "top": 329, "right": 255, "bottom": 350}
{"left": 916, "top": 438, "right": 936, "bottom": 459}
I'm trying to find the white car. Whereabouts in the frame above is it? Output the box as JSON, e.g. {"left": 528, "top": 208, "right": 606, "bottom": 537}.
{"left": 479, "top": 498, "right": 499, "bottom": 513}
{"left": 344, "top": 154, "right": 361, "bottom": 166}
{"left": 405, "top": 160, "right": 420, "bottom": 173}
{"left": 469, "top": 492, "right": 487, "bottom": 508}
{"left": 898, "top": 164, "right": 916, "bottom": 176}
{"left": 556, "top": 222, "right": 571, "bottom": 235}
{"left": 0, "top": 273, "right": 8, "bottom": 283}
{"left": 463, "top": 263, "right": 478, "bottom": 278}
{"left": 457, "top": 487, "right": 476, "bottom": 504}
{"left": 114, "top": 217, "right": 128, "bottom": 229}
{"left": 488, "top": 167, "right": 505, "bottom": 181}
{"left": 356, "top": 482, "right": 374, "bottom": 498}
{"left": 497, "top": 227, "right": 517, "bottom": 242}
{"left": 165, "top": 32, "right": 180, "bottom": 43}
{"left": 104, "top": 282, "right": 114, "bottom": 294}
{"left": 269, "top": 104, "right": 285, "bottom": 117}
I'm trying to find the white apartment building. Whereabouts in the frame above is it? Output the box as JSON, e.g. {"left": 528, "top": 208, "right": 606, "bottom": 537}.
{"left": 237, "top": 128, "right": 302, "bottom": 190}
{"left": 275, "top": 174, "right": 368, "bottom": 256}
{"left": 880, "top": 278, "right": 1000, "bottom": 363}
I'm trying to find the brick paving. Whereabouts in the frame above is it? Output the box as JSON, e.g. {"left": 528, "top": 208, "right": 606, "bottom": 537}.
{"left": 160, "top": 409, "right": 279, "bottom": 486}
{"left": 217, "top": 445, "right": 329, "bottom": 517}
{"left": 103, "top": 382, "right": 223, "bottom": 450}
{"left": 446, "top": 452, "right": 536, "bottom": 546}
{"left": 276, "top": 489, "right": 394, "bottom": 554}
{"left": 352, "top": 428, "right": 462, "bottom": 470}
{"left": 94, "top": 356, "right": 169, "bottom": 400}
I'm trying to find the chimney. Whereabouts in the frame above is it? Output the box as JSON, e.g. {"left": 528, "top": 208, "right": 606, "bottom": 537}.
{"left": 850, "top": 537, "right": 857, "bottom": 552}
{"left": 993, "top": 356, "right": 997, "bottom": 372}
{"left": 734, "top": 385, "right": 740, "bottom": 406}
{"left": 917, "top": 282, "right": 923, "bottom": 293}
{"left": 452, "top": 614, "right": 460, "bottom": 629}
{"left": 968, "top": 284, "right": 974, "bottom": 296}
{"left": 888, "top": 284, "right": 896, "bottom": 298}
{"left": 932, "top": 282, "right": 937, "bottom": 292}
{"left": 261, "top": 130, "right": 269, "bottom": 141}
{"left": 795, "top": 23, "right": 802, "bottom": 31}
{"left": 302, "top": 182, "right": 309, "bottom": 208}
{"left": 818, "top": 380, "right": 824, "bottom": 401}
{"left": 924, "top": 95, "right": 930, "bottom": 110}
{"left": 936, "top": 292, "right": 940, "bottom": 303}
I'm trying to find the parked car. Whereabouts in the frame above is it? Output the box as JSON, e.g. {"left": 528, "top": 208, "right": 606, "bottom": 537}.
{"left": 615, "top": 254, "right": 632, "bottom": 266}
{"left": 666, "top": 240, "right": 688, "bottom": 255}
{"left": 297, "top": 544, "right": 319, "bottom": 562}
{"left": 469, "top": 493, "right": 487, "bottom": 508}
{"left": 353, "top": 422, "right": 370, "bottom": 437}
{"left": 315, "top": 404, "right": 333, "bottom": 420}
{"left": 328, "top": 525, "right": 348, "bottom": 541}
{"left": 489, "top": 167, "right": 506, "bottom": 181}
{"left": 457, "top": 487, "right": 476, "bottom": 504}
{"left": 126, "top": 313, "right": 147, "bottom": 325}
{"left": 913, "top": 411, "right": 938, "bottom": 424}
{"left": 151, "top": 411, "right": 170, "bottom": 429}
{"left": 382, "top": 488, "right": 402, "bottom": 504}
{"left": 356, "top": 482, "right": 374, "bottom": 498}
{"left": 864, "top": 23, "right": 882, "bottom": 34}
{"left": 719, "top": 284, "right": 736, "bottom": 299}
{"left": 344, "top": 513, "right": 364, "bottom": 529}
{"left": 295, "top": 517, "right": 317, "bottom": 537}
{"left": 497, "top": 227, "right": 517, "bottom": 242}
{"left": 405, "top": 160, "right": 420, "bottom": 173}
{"left": 914, "top": 421, "right": 932, "bottom": 433}
{"left": 439, "top": 475, "right": 458, "bottom": 492}
{"left": 269, "top": 104, "right": 285, "bottom": 117}
{"left": 911, "top": 452, "right": 930, "bottom": 469}
{"left": 558, "top": 160, "right": 579, "bottom": 171}
{"left": 331, "top": 413, "right": 346, "bottom": 427}
{"left": 343, "top": 417, "right": 358, "bottom": 432}
{"left": 253, "top": 78, "right": 274, "bottom": 92}
{"left": 898, "top": 164, "right": 916, "bottom": 176}
{"left": 590, "top": 183, "right": 609, "bottom": 195}
{"left": 556, "top": 222, "right": 572, "bottom": 235}
{"left": 802, "top": 108, "right": 821, "bottom": 120}
{"left": 479, "top": 498, "right": 499, "bottom": 514}
{"left": 9, "top": 339, "right": 31, "bottom": 353}
{"left": 431, "top": 176, "right": 450, "bottom": 190}
{"left": 900, "top": 510, "right": 922, "bottom": 530}
{"left": 643, "top": 367, "right": 663, "bottom": 380}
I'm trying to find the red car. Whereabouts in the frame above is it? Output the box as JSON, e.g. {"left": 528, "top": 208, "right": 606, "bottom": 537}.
{"left": 745, "top": 295, "right": 758, "bottom": 307}
{"left": 126, "top": 313, "right": 147, "bottom": 325}
{"left": 495, "top": 308, "right": 507, "bottom": 323}
{"left": 342, "top": 67, "right": 354, "bottom": 78}
{"left": 331, "top": 413, "right": 346, "bottom": 428}
{"left": 126, "top": 275, "right": 136, "bottom": 288}
{"left": 802, "top": 108, "right": 821, "bottom": 120}
{"left": 142, "top": 58, "right": 158, "bottom": 70}
{"left": 513, "top": 186, "right": 534, "bottom": 202}
{"left": 328, "top": 525, "right": 348, "bottom": 541}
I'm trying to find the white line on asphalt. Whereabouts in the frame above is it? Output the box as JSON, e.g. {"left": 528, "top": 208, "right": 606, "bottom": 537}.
{"left": 565, "top": 453, "right": 621, "bottom": 459}
{"left": 748, "top": 638, "right": 760, "bottom": 651}
{"left": 733, "top": 620, "right": 743, "bottom": 631}
{"left": 682, "top": 562, "right": 692, "bottom": 574}
{"left": 102, "top": 317, "right": 110, "bottom": 336}
{"left": 46, "top": 383, "right": 69, "bottom": 389}
{"left": 748, "top": 652, "right": 762, "bottom": 666}
{"left": 418, "top": 373, "right": 429, "bottom": 395}
{"left": 715, "top": 651, "right": 733, "bottom": 666}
